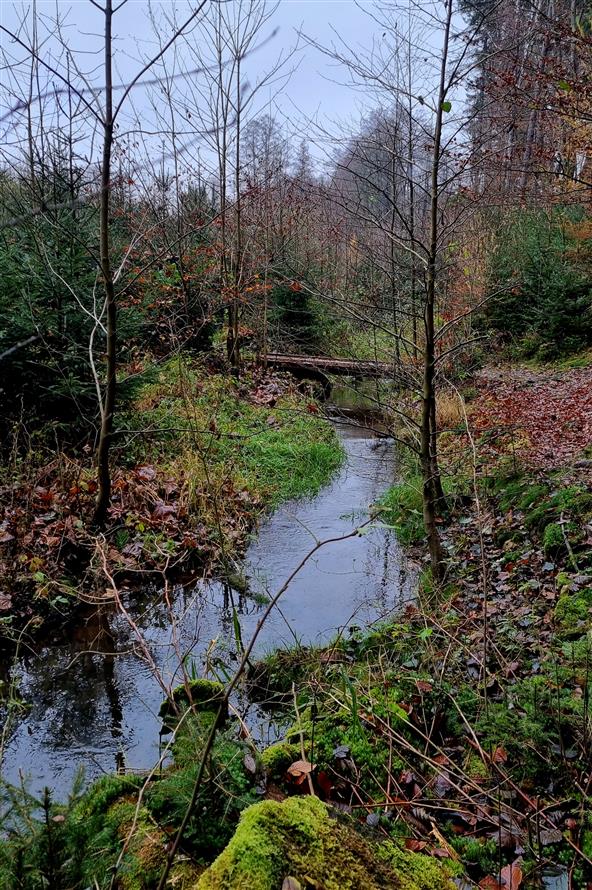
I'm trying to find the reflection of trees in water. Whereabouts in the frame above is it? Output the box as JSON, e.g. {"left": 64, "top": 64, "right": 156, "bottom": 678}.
{"left": 72, "top": 607, "right": 123, "bottom": 741}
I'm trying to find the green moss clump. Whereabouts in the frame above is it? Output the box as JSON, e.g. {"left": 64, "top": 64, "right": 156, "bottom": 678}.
{"left": 518, "top": 483, "right": 549, "bottom": 512}
{"left": 65, "top": 776, "right": 176, "bottom": 890}
{"left": 247, "top": 649, "right": 319, "bottom": 703}
{"left": 554, "top": 588, "right": 592, "bottom": 636}
{"left": 196, "top": 796, "right": 456, "bottom": 890}
{"left": 543, "top": 522, "right": 565, "bottom": 554}
{"left": 448, "top": 836, "right": 499, "bottom": 875}
{"left": 260, "top": 741, "right": 301, "bottom": 779}
{"left": 159, "top": 678, "right": 227, "bottom": 723}
{"left": 378, "top": 841, "right": 460, "bottom": 888}
{"left": 146, "top": 718, "right": 259, "bottom": 861}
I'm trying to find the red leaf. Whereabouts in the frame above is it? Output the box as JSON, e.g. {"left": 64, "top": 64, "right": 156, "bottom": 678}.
{"left": 492, "top": 746, "right": 508, "bottom": 763}
{"left": 404, "top": 838, "right": 427, "bottom": 852}
{"left": 316, "top": 770, "right": 333, "bottom": 797}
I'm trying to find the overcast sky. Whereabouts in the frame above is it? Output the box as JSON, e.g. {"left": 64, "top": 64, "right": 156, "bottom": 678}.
{"left": 1, "top": 1, "right": 456, "bottom": 177}
{"left": 0, "top": 2, "right": 382, "bottom": 124}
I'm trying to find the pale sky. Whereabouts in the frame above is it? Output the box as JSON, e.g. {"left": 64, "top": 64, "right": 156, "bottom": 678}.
{"left": 0, "top": 2, "right": 382, "bottom": 120}
{"left": 0, "top": 1, "right": 457, "bottom": 175}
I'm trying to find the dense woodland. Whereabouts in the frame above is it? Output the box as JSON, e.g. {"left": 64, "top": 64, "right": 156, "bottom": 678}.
{"left": 1, "top": 0, "right": 592, "bottom": 888}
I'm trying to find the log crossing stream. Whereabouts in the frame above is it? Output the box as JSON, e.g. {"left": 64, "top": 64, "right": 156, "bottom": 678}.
{"left": 1, "top": 398, "right": 414, "bottom": 797}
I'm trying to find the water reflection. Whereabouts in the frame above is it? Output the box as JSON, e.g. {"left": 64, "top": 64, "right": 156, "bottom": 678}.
{"left": 1, "top": 417, "right": 413, "bottom": 797}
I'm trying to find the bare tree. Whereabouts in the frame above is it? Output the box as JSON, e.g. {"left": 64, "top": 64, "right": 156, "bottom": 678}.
{"left": 297, "top": 0, "right": 499, "bottom": 578}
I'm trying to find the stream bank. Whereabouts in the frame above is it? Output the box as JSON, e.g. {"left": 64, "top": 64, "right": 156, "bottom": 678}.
{"left": 1, "top": 378, "right": 411, "bottom": 797}
{"left": 0, "top": 359, "right": 342, "bottom": 642}
{"left": 0, "top": 374, "right": 440, "bottom": 890}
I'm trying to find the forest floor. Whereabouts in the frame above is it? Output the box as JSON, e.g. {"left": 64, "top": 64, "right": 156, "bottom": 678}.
{"left": 473, "top": 362, "right": 592, "bottom": 470}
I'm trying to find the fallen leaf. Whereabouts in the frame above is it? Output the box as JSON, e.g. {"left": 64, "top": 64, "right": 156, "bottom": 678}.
{"left": 152, "top": 501, "right": 177, "bottom": 520}
{"left": 479, "top": 878, "right": 501, "bottom": 889}
{"left": 135, "top": 465, "right": 156, "bottom": 481}
{"left": 286, "top": 760, "right": 314, "bottom": 785}
{"left": 404, "top": 838, "right": 427, "bottom": 852}
{"left": 500, "top": 862, "right": 523, "bottom": 890}
{"left": 492, "top": 746, "right": 508, "bottom": 763}
{"left": 316, "top": 770, "right": 333, "bottom": 797}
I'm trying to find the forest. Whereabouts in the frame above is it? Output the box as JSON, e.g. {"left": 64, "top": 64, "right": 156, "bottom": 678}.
{"left": 1, "top": 0, "right": 592, "bottom": 887}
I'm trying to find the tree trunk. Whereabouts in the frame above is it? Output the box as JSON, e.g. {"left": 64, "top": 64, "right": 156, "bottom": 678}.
{"left": 420, "top": 0, "right": 453, "bottom": 581}
{"left": 93, "top": 0, "right": 115, "bottom": 527}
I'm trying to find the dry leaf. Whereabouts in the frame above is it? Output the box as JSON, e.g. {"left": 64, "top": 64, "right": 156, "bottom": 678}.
{"left": 492, "top": 746, "right": 508, "bottom": 763}
{"left": 500, "top": 862, "right": 523, "bottom": 890}
{"left": 286, "top": 760, "right": 314, "bottom": 785}
{"left": 0, "top": 594, "right": 12, "bottom": 611}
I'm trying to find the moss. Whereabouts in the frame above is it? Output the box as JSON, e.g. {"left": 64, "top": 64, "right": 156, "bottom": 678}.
{"left": 544, "top": 522, "right": 565, "bottom": 554}
{"left": 247, "top": 647, "right": 322, "bottom": 704}
{"left": 260, "top": 741, "right": 301, "bottom": 779}
{"left": 146, "top": 718, "right": 259, "bottom": 861}
{"left": 465, "top": 752, "right": 489, "bottom": 781}
{"left": 66, "top": 784, "right": 172, "bottom": 890}
{"left": 73, "top": 774, "right": 143, "bottom": 821}
{"left": 99, "top": 798, "right": 180, "bottom": 890}
{"left": 448, "top": 836, "right": 499, "bottom": 876}
{"left": 196, "top": 796, "right": 456, "bottom": 890}
{"left": 581, "top": 829, "right": 592, "bottom": 861}
{"left": 518, "top": 483, "right": 549, "bottom": 511}
{"left": 159, "top": 678, "right": 227, "bottom": 725}
{"left": 378, "top": 841, "right": 459, "bottom": 889}
{"left": 554, "top": 588, "right": 592, "bottom": 636}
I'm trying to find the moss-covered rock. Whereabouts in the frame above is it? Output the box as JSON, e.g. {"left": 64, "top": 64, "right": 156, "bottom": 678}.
{"left": 543, "top": 521, "right": 564, "bottom": 555}
{"left": 196, "top": 796, "right": 456, "bottom": 890}
{"left": 159, "top": 678, "right": 227, "bottom": 727}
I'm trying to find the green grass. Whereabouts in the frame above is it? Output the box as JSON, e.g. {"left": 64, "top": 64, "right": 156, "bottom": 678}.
{"left": 119, "top": 356, "right": 344, "bottom": 514}
{"left": 377, "top": 474, "right": 426, "bottom": 544}
{"left": 377, "top": 468, "right": 458, "bottom": 546}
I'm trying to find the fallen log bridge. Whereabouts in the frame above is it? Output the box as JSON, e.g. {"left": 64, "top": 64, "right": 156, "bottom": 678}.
{"left": 265, "top": 353, "right": 393, "bottom": 380}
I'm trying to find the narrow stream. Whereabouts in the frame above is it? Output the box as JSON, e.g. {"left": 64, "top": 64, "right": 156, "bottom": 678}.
{"left": 1, "top": 405, "right": 413, "bottom": 798}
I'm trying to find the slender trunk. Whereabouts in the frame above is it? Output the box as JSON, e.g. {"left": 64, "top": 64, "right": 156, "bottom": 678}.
{"left": 390, "top": 130, "right": 401, "bottom": 373}
{"left": 93, "top": 0, "right": 115, "bottom": 526}
{"left": 421, "top": 0, "right": 453, "bottom": 580}
{"left": 230, "top": 52, "right": 242, "bottom": 374}
{"left": 407, "top": 9, "right": 418, "bottom": 360}
{"left": 430, "top": 390, "right": 446, "bottom": 503}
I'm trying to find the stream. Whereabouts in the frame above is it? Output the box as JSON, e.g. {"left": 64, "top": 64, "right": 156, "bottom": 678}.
{"left": 1, "top": 397, "right": 413, "bottom": 798}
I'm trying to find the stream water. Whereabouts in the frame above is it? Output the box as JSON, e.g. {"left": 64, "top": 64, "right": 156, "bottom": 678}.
{"left": 1, "top": 400, "right": 413, "bottom": 798}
